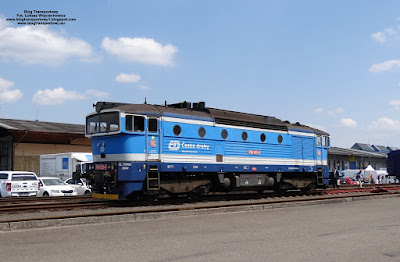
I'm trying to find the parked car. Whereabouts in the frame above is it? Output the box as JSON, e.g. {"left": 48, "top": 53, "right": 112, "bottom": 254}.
{"left": 342, "top": 177, "right": 359, "bottom": 185}
{"left": 64, "top": 178, "right": 91, "bottom": 195}
{"left": 339, "top": 177, "right": 347, "bottom": 184}
{"left": 0, "top": 171, "right": 39, "bottom": 197}
{"left": 37, "top": 177, "right": 77, "bottom": 197}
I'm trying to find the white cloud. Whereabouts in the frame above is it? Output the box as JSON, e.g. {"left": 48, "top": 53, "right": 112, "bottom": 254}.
{"left": 0, "top": 18, "right": 96, "bottom": 64}
{"left": 0, "top": 77, "right": 22, "bottom": 103}
{"left": 314, "top": 107, "right": 323, "bottom": 113}
{"left": 390, "top": 100, "right": 400, "bottom": 110}
{"left": 341, "top": 118, "right": 357, "bottom": 127}
{"left": 139, "top": 84, "right": 152, "bottom": 90}
{"left": 0, "top": 17, "right": 10, "bottom": 30}
{"left": 115, "top": 73, "right": 141, "bottom": 83}
{"left": 369, "top": 60, "right": 400, "bottom": 72}
{"left": 336, "top": 107, "right": 344, "bottom": 114}
{"left": 327, "top": 107, "right": 345, "bottom": 116}
{"left": 371, "top": 28, "right": 397, "bottom": 43}
{"left": 102, "top": 37, "right": 178, "bottom": 66}
{"left": 32, "top": 87, "right": 85, "bottom": 105}
{"left": 369, "top": 117, "right": 400, "bottom": 131}
{"left": 371, "top": 32, "right": 386, "bottom": 43}
{"left": 85, "top": 89, "right": 110, "bottom": 98}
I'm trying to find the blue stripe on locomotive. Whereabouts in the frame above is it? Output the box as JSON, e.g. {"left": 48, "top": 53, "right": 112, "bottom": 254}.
{"left": 91, "top": 117, "right": 325, "bottom": 163}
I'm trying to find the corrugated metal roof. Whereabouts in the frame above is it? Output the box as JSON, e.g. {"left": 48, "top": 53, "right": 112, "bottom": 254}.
{"left": 372, "top": 145, "right": 390, "bottom": 152}
{"left": 0, "top": 118, "right": 85, "bottom": 134}
{"left": 329, "top": 147, "right": 387, "bottom": 158}
{"left": 351, "top": 143, "right": 375, "bottom": 151}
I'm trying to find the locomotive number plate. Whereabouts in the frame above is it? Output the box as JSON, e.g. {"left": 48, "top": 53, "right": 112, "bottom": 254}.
{"left": 95, "top": 164, "right": 108, "bottom": 170}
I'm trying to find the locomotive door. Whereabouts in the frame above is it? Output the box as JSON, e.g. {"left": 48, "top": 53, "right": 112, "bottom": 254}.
{"left": 146, "top": 117, "right": 161, "bottom": 161}
{"left": 316, "top": 135, "right": 323, "bottom": 166}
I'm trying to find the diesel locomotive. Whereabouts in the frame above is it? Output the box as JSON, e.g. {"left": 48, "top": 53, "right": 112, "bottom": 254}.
{"left": 84, "top": 101, "right": 330, "bottom": 199}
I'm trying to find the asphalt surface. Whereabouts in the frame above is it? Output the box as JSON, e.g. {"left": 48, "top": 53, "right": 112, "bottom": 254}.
{"left": 1, "top": 197, "right": 400, "bottom": 262}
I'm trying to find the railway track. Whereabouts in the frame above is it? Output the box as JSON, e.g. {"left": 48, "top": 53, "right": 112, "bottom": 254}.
{"left": 0, "top": 185, "right": 399, "bottom": 225}
{"left": 0, "top": 195, "right": 92, "bottom": 204}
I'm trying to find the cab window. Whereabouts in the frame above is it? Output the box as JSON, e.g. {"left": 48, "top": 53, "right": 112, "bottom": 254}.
{"left": 324, "top": 136, "right": 330, "bottom": 147}
{"left": 134, "top": 116, "right": 145, "bottom": 132}
{"left": 125, "top": 116, "right": 133, "bottom": 131}
{"left": 316, "top": 136, "right": 321, "bottom": 146}
{"left": 148, "top": 118, "right": 158, "bottom": 133}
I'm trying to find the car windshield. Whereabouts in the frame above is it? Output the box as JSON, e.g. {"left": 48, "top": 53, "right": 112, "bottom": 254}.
{"left": 12, "top": 174, "right": 37, "bottom": 181}
{"left": 42, "top": 178, "right": 66, "bottom": 186}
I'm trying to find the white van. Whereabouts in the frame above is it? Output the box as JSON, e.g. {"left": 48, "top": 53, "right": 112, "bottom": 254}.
{"left": 0, "top": 171, "right": 40, "bottom": 197}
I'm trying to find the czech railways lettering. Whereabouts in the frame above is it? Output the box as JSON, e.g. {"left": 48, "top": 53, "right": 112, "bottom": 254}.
{"left": 168, "top": 140, "right": 211, "bottom": 153}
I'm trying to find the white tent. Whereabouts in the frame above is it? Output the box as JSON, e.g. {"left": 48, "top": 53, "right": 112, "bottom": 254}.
{"left": 364, "top": 165, "right": 378, "bottom": 183}
{"left": 365, "top": 165, "right": 375, "bottom": 171}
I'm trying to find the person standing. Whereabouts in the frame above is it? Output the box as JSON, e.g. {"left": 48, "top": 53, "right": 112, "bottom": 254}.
{"left": 331, "top": 167, "right": 339, "bottom": 189}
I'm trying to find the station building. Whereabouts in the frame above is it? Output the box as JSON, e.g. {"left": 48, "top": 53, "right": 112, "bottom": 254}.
{"left": 328, "top": 147, "right": 387, "bottom": 171}
{"left": 0, "top": 118, "right": 90, "bottom": 175}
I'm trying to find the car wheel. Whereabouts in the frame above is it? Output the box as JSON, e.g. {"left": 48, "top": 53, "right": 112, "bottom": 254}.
{"left": 43, "top": 192, "right": 49, "bottom": 197}
{"left": 84, "top": 190, "right": 91, "bottom": 196}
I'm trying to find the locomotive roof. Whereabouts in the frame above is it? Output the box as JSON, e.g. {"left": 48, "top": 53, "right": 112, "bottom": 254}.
{"left": 94, "top": 101, "right": 329, "bottom": 135}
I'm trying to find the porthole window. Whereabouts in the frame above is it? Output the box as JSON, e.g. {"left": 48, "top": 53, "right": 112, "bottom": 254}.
{"left": 198, "top": 127, "right": 206, "bottom": 138}
{"left": 242, "top": 131, "right": 248, "bottom": 141}
{"left": 260, "top": 133, "right": 266, "bottom": 142}
{"left": 173, "top": 125, "right": 181, "bottom": 136}
{"left": 277, "top": 135, "right": 283, "bottom": 144}
{"left": 221, "top": 129, "right": 228, "bottom": 139}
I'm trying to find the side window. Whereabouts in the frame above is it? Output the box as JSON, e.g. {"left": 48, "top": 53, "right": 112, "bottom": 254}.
{"left": 316, "top": 136, "right": 321, "bottom": 146}
{"left": 148, "top": 118, "right": 158, "bottom": 133}
{"left": 324, "top": 136, "right": 330, "bottom": 147}
{"left": 242, "top": 131, "right": 248, "bottom": 141}
{"left": 277, "top": 135, "right": 283, "bottom": 144}
{"left": 198, "top": 127, "right": 206, "bottom": 138}
{"left": 126, "top": 115, "right": 133, "bottom": 132}
{"left": 173, "top": 125, "right": 181, "bottom": 136}
{"left": 221, "top": 129, "right": 228, "bottom": 139}
{"left": 134, "top": 116, "right": 145, "bottom": 132}
{"left": 0, "top": 173, "right": 8, "bottom": 179}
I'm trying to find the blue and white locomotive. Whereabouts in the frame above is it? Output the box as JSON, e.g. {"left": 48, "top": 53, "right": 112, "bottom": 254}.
{"left": 85, "top": 101, "right": 330, "bottom": 199}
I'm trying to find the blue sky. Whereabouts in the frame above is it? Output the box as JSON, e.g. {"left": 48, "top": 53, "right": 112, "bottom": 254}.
{"left": 1, "top": 0, "right": 400, "bottom": 148}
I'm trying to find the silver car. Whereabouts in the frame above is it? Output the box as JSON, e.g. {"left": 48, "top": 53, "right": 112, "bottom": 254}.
{"left": 65, "top": 179, "right": 91, "bottom": 195}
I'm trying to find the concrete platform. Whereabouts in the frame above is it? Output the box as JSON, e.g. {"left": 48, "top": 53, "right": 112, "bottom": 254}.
{"left": 1, "top": 196, "right": 400, "bottom": 261}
